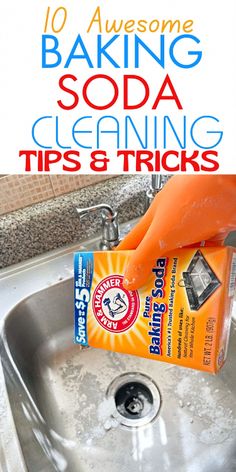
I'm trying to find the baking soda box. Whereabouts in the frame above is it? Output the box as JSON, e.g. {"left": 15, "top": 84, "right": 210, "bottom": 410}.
{"left": 74, "top": 248, "right": 236, "bottom": 373}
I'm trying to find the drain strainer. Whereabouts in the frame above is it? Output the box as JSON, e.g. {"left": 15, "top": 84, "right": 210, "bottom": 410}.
{"left": 107, "top": 372, "right": 161, "bottom": 427}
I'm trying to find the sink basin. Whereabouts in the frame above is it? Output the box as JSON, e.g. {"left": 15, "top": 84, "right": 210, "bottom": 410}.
{"left": 1, "top": 229, "right": 236, "bottom": 472}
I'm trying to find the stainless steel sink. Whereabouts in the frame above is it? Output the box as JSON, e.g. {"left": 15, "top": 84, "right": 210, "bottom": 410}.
{"left": 1, "top": 224, "right": 236, "bottom": 472}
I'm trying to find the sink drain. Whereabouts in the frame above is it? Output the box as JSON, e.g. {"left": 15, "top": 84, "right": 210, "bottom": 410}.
{"left": 107, "top": 372, "right": 161, "bottom": 427}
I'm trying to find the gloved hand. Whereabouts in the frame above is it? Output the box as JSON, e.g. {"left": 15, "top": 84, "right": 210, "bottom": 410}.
{"left": 116, "top": 175, "right": 236, "bottom": 290}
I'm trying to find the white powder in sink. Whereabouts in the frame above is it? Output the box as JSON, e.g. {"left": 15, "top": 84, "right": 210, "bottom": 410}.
{"left": 175, "top": 374, "right": 236, "bottom": 445}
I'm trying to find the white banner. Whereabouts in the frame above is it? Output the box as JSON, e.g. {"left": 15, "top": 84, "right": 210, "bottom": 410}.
{"left": 0, "top": 0, "right": 235, "bottom": 173}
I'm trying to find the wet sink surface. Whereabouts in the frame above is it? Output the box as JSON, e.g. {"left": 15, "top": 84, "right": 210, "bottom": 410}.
{"left": 2, "top": 275, "right": 236, "bottom": 472}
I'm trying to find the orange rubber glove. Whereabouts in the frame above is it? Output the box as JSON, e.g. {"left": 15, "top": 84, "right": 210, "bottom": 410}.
{"left": 117, "top": 175, "right": 236, "bottom": 290}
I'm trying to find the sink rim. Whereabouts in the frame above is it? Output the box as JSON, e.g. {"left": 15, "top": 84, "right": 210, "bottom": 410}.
{"left": 1, "top": 218, "right": 236, "bottom": 472}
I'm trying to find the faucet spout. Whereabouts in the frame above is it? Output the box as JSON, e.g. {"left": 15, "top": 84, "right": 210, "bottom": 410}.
{"left": 76, "top": 204, "right": 115, "bottom": 219}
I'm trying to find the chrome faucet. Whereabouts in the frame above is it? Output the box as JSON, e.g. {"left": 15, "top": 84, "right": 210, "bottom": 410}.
{"left": 76, "top": 204, "right": 120, "bottom": 250}
{"left": 145, "top": 175, "right": 172, "bottom": 210}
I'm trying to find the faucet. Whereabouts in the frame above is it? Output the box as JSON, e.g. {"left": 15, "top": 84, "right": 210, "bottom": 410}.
{"left": 145, "top": 175, "right": 172, "bottom": 210}
{"left": 76, "top": 203, "right": 120, "bottom": 250}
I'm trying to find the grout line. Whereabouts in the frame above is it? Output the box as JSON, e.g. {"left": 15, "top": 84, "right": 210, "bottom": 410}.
{"left": 48, "top": 176, "right": 56, "bottom": 197}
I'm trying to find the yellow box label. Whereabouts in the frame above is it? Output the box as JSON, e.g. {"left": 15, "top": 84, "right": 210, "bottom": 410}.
{"left": 74, "top": 247, "right": 235, "bottom": 373}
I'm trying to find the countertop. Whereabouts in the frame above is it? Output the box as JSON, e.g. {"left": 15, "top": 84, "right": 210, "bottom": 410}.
{"left": 0, "top": 175, "right": 150, "bottom": 269}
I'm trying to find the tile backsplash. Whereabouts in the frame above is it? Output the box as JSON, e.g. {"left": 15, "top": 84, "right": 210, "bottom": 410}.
{"left": 0, "top": 175, "right": 113, "bottom": 216}
{"left": 49, "top": 175, "right": 110, "bottom": 196}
